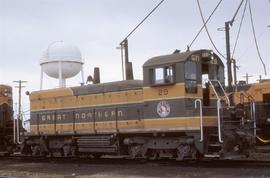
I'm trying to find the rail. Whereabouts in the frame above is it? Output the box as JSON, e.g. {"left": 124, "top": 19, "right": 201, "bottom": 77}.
{"left": 194, "top": 99, "right": 203, "bottom": 142}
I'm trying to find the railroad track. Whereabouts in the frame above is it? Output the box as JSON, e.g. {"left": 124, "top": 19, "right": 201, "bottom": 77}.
{"left": 1, "top": 155, "right": 270, "bottom": 168}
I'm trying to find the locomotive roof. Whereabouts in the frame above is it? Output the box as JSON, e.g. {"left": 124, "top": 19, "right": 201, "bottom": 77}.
{"left": 0, "top": 84, "right": 12, "bottom": 89}
{"left": 30, "top": 80, "right": 143, "bottom": 99}
{"left": 71, "top": 79, "right": 143, "bottom": 96}
{"left": 143, "top": 49, "right": 223, "bottom": 67}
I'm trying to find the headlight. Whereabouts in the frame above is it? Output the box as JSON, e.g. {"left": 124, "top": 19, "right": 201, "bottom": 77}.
{"left": 202, "top": 52, "right": 210, "bottom": 58}
{"left": 4, "top": 89, "right": 8, "bottom": 96}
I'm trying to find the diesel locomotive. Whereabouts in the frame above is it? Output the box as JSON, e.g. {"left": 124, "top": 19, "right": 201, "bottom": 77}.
{"left": 0, "top": 85, "right": 14, "bottom": 154}
{"left": 233, "top": 80, "right": 270, "bottom": 147}
{"left": 19, "top": 49, "right": 256, "bottom": 160}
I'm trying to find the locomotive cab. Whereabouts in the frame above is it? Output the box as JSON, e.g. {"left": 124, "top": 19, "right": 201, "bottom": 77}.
{"left": 142, "top": 49, "right": 225, "bottom": 123}
{"left": 142, "top": 49, "right": 254, "bottom": 159}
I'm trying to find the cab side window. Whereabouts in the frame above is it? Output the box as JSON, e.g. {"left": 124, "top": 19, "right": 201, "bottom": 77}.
{"left": 151, "top": 65, "right": 175, "bottom": 86}
{"left": 185, "top": 61, "right": 197, "bottom": 93}
{"left": 217, "top": 66, "right": 225, "bottom": 84}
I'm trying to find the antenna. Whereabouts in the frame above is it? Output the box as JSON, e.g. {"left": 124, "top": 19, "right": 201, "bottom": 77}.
{"left": 119, "top": 0, "right": 165, "bottom": 80}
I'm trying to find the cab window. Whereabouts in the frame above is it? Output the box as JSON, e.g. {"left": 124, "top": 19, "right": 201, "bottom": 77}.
{"left": 151, "top": 65, "right": 175, "bottom": 85}
{"left": 217, "top": 66, "right": 225, "bottom": 84}
{"left": 185, "top": 61, "right": 197, "bottom": 93}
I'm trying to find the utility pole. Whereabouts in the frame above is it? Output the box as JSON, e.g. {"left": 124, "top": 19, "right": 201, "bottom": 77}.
{"left": 13, "top": 80, "right": 27, "bottom": 120}
{"left": 13, "top": 80, "right": 27, "bottom": 143}
{"left": 225, "top": 21, "right": 233, "bottom": 93}
{"left": 224, "top": 0, "right": 245, "bottom": 104}
{"left": 242, "top": 73, "right": 252, "bottom": 84}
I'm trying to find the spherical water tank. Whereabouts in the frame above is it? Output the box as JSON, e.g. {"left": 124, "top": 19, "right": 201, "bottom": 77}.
{"left": 40, "top": 41, "right": 83, "bottom": 79}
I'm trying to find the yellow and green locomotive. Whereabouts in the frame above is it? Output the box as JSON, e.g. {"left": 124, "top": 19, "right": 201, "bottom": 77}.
{"left": 0, "top": 85, "right": 14, "bottom": 154}
{"left": 233, "top": 80, "right": 270, "bottom": 146}
{"left": 23, "top": 49, "right": 255, "bottom": 159}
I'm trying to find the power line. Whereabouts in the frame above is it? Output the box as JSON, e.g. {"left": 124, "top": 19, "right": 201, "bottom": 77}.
{"left": 248, "top": 0, "right": 267, "bottom": 76}
{"left": 119, "top": 0, "right": 165, "bottom": 80}
{"left": 232, "top": 0, "right": 248, "bottom": 58}
{"left": 237, "top": 29, "right": 268, "bottom": 61}
{"left": 268, "top": 0, "right": 270, "bottom": 27}
{"left": 196, "top": 0, "right": 225, "bottom": 58}
{"left": 120, "top": 0, "right": 165, "bottom": 44}
{"left": 189, "top": 0, "right": 223, "bottom": 48}
{"left": 231, "top": 0, "right": 245, "bottom": 23}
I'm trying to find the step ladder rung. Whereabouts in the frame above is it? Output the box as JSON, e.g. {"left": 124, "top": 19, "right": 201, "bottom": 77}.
{"left": 208, "top": 143, "right": 222, "bottom": 147}
{"left": 204, "top": 154, "right": 220, "bottom": 158}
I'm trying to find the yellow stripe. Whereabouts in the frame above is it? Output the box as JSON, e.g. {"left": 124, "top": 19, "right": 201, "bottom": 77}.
{"left": 143, "top": 83, "right": 203, "bottom": 101}
{"left": 31, "top": 89, "right": 143, "bottom": 112}
{"left": 143, "top": 96, "right": 203, "bottom": 101}
{"left": 31, "top": 87, "right": 74, "bottom": 100}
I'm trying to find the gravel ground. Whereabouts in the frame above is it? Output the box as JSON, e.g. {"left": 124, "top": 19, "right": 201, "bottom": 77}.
{"left": 0, "top": 158, "right": 269, "bottom": 178}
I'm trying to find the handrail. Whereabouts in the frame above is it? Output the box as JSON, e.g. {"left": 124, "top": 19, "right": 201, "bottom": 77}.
{"left": 252, "top": 101, "right": 256, "bottom": 136}
{"left": 13, "top": 115, "right": 23, "bottom": 144}
{"left": 205, "top": 79, "right": 230, "bottom": 107}
{"left": 204, "top": 79, "right": 219, "bottom": 100}
{"left": 16, "top": 114, "right": 22, "bottom": 144}
{"left": 195, "top": 99, "right": 203, "bottom": 142}
{"left": 13, "top": 117, "right": 16, "bottom": 144}
{"left": 239, "top": 91, "right": 254, "bottom": 104}
{"left": 256, "top": 135, "right": 270, "bottom": 143}
{"left": 217, "top": 99, "right": 223, "bottom": 143}
{"left": 204, "top": 79, "right": 225, "bottom": 143}
{"left": 210, "top": 79, "right": 230, "bottom": 107}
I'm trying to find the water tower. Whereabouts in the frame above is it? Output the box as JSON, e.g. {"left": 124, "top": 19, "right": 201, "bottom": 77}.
{"left": 40, "top": 41, "right": 84, "bottom": 89}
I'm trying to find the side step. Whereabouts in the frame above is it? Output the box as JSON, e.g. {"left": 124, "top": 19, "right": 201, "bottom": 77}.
{"left": 0, "top": 151, "right": 9, "bottom": 156}
{"left": 204, "top": 154, "right": 220, "bottom": 158}
{"left": 205, "top": 132, "right": 223, "bottom": 158}
{"left": 256, "top": 146, "right": 270, "bottom": 153}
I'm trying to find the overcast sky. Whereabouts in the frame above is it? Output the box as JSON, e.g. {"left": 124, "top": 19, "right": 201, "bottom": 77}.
{"left": 0, "top": 0, "right": 270, "bottom": 113}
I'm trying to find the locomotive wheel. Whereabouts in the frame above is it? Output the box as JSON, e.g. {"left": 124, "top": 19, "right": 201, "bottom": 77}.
{"left": 146, "top": 149, "right": 158, "bottom": 160}
{"left": 32, "top": 145, "right": 41, "bottom": 157}
{"left": 176, "top": 144, "right": 191, "bottom": 160}
{"left": 128, "top": 145, "right": 145, "bottom": 159}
